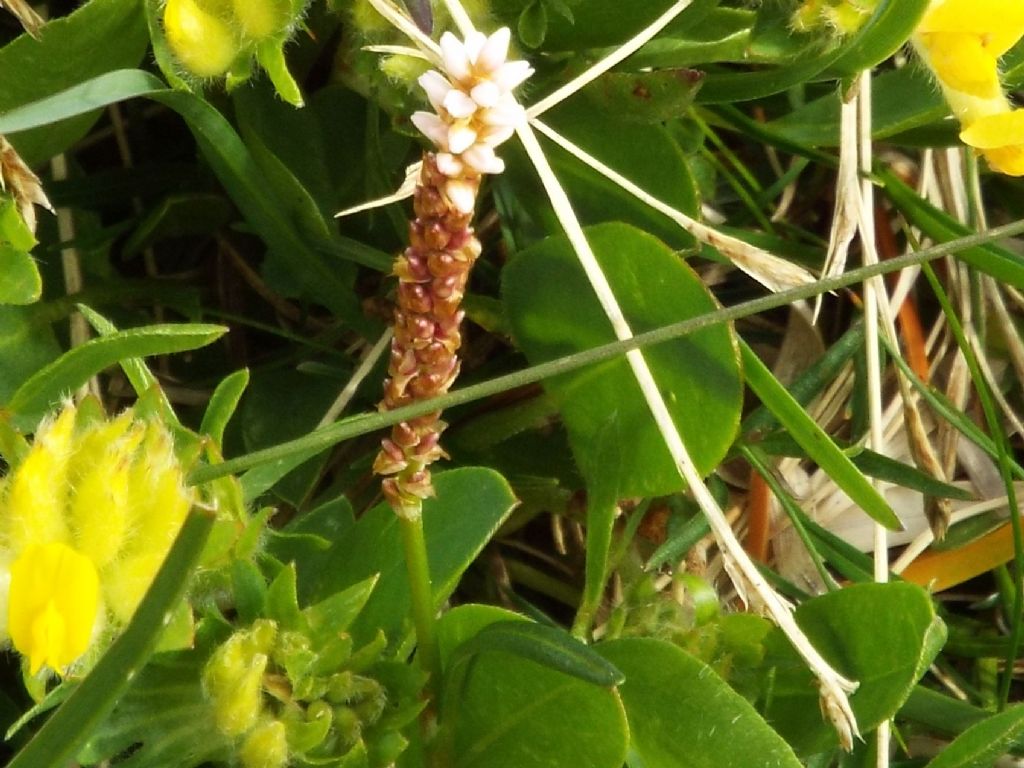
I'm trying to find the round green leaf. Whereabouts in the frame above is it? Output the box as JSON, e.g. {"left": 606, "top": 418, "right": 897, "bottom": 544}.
{"left": 760, "top": 582, "right": 946, "bottom": 755}
{"left": 502, "top": 222, "right": 742, "bottom": 498}
{"left": 598, "top": 638, "right": 802, "bottom": 768}
{"left": 441, "top": 650, "right": 628, "bottom": 768}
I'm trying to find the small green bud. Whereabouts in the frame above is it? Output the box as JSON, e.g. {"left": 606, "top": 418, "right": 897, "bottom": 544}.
{"left": 239, "top": 719, "right": 288, "bottom": 768}
{"left": 332, "top": 706, "right": 362, "bottom": 753}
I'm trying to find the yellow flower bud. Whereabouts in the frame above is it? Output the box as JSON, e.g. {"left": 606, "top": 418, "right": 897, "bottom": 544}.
{"left": 3, "top": 406, "right": 77, "bottom": 552}
{"left": 239, "top": 719, "right": 288, "bottom": 768}
{"left": 208, "top": 648, "right": 268, "bottom": 737}
{"left": 67, "top": 425, "right": 143, "bottom": 569}
{"left": 164, "top": 0, "right": 241, "bottom": 78}
{"left": 8, "top": 541, "right": 100, "bottom": 674}
{"left": 232, "top": 0, "right": 291, "bottom": 41}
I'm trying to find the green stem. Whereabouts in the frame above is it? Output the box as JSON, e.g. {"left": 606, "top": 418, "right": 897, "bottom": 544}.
{"left": 188, "top": 217, "right": 1024, "bottom": 486}
{"left": 399, "top": 514, "right": 441, "bottom": 710}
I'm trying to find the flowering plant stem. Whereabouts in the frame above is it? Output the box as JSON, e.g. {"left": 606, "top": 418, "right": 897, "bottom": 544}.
{"left": 399, "top": 514, "right": 442, "bottom": 713}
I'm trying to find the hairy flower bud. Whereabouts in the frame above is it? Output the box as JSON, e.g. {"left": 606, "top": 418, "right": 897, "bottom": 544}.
{"left": 163, "top": 0, "right": 241, "bottom": 78}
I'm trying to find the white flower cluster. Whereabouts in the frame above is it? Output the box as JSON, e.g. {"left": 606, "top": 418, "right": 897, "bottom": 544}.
{"left": 411, "top": 27, "right": 533, "bottom": 213}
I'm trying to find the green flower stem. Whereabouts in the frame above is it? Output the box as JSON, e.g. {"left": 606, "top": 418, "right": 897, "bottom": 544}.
{"left": 399, "top": 514, "right": 441, "bottom": 710}
{"left": 7, "top": 509, "right": 215, "bottom": 768}
{"left": 187, "top": 217, "right": 1024, "bottom": 487}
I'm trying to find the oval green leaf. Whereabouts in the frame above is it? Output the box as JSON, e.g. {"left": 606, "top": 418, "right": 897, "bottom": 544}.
{"left": 441, "top": 650, "right": 628, "bottom": 768}
{"left": 761, "top": 582, "right": 946, "bottom": 756}
{"left": 598, "top": 638, "right": 802, "bottom": 768}
{"left": 503, "top": 222, "right": 742, "bottom": 498}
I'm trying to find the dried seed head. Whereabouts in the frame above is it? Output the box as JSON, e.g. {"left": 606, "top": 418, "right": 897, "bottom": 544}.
{"left": 0, "top": 136, "right": 52, "bottom": 234}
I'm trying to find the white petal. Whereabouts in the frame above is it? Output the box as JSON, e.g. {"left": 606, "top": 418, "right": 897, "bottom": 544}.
{"left": 463, "top": 31, "right": 487, "bottom": 65}
{"left": 418, "top": 70, "right": 452, "bottom": 112}
{"left": 478, "top": 123, "right": 515, "bottom": 147}
{"left": 470, "top": 80, "right": 501, "bottom": 108}
{"left": 440, "top": 31, "right": 472, "bottom": 81}
{"left": 443, "top": 89, "right": 478, "bottom": 119}
{"left": 411, "top": 111, "right": 450, "bottom": 148}
{"left": 477, "top": 27, "right": 511, "bottom": 72}
{"left": 435, "top": 152, "right": 464, "bottom": 177}
{"left": 479, "top": 98, "right": 525, "bottom": 128}
{"left": 445, "top": 179, "right": 477, "bottom": 214}
{"left": 462, "top": 143, "right": 505, "bottom": 175}
{"left": 447, "top": 123, "right": 478, "bottom": 154}
{"left": 493, "top": 59, "right": 533, "bottom": 91}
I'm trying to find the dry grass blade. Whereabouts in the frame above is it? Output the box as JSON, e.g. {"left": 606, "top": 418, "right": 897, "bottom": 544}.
{"left": 1, "top": 0, "right": 44, "bottom": 38}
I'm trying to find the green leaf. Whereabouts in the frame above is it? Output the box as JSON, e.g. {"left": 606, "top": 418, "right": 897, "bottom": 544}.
{"left": 0, "top": 198, "right": 36, "bottom": 251}
{"left": 0, "top": 246, "right": 41, "bottom": 305}
{"left": 6, "top": 322, "right": 226, "bottom": 425}
{"left": 201, "top": 369, "right": 251, "bottom": 448}
{"left": 740, "top": 340, "right": 902, "bottom": 530}
{"left": 270, "top": 469, "right": 519, "bottom": 644}
{"left": 767, "top": 67, "right": 947, "bottom": 148}
{"left": 7, "top": 511, "right": 215, "bottom": 768}
{"left": 0, "top": 0, "right": 149, "bottom": 165}
{"left": 256, "top": 38, "right": 304, "bottom": 107}
{"left": 451, "top": 621, "right": 624, "bottom": 688}
{"left": 500, "top": 102, "right": 700, "bottom": 250}
{"left": 582, "top": 68, "right": 704, "bottom": 124}
{"left": 0, "top": 306, "right": 60, "bottom": 405}
{"left": 437, "top": 604, "right": 528, "bottom": 667}
{"left": 598, "top": 638, "right": 802, "bottom": 768}
{"left": 440, "top": 649, "right": 628, "bottom": 768}
{"left": 303, "top": 575, "right": 379, "bottom": 644}
{"left": 882, "top": 169, "right": 1024, "bottom": 289}
{"left": 77, "top": 652, "right": 229, "bottom": 768}
{"left": 697, "top": 0, "right": 928, "bottom": 103}
{"left": 925, "top": 705, "right": 1024, "bottom": 768}
{"left": 504, "top": 222, "right": 742, "bottom": 498}
{"left": 761, "top": 582, "right": 946, "bottom": 755}
{"left": 77, "top": 305, "right": 180, "bottom": 428}
{"left": 517, "top": 1, "right": 548, "bottom": 48}
{"left": 0, "top": 69, "right": 164, "bottom": 135}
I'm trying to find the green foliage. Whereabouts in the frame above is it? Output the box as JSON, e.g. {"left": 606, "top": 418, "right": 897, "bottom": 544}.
{"left": 4, "top": 0, "right": 1024, "bottom": 766}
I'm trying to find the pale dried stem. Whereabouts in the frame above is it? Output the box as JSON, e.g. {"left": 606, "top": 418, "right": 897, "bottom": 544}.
{"left": 530, "top": 118, "right": 815, "bottom": 293}
{"left": 516, "top": 116, "right": 860, "bottom": 746}
{"left": 320, "top": 329, "right": 394, "bottom": 427}
{"left": 526, "top": 0, "right": 694, "bottom": 119}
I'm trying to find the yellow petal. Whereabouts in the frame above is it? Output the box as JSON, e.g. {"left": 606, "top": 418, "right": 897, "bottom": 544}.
{"left": 960, "top": 109, "right": 1024, "bottom": 148}
{"left": 3, "top": 406, "right": 77, "bottom": 552}
{"left": 8, "top": 542, "right": 100, "bottom": 674}
{"left": 982, "top": 145, "right": 1024, "bottom": 175}
{"left": 919, "top": 0, "right": 1024, "bottom": 55}
{"left": 921, "top": 31, "right": 1002, "bottom": 98}
{"left": 103, "top": 551, "right": 165, "bottom": 624}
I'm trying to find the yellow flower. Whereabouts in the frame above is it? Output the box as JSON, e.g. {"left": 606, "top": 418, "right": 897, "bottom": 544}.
{"left": 960, "top": 110, "right": 1024, "bottom": 175}
{"left": 8, "top": 542, "right": 100, "bottom": 675}
{"left": 0, "top": 403, "right": 192, "bottom": 675}
{"left": 913, "top": 0, "right": 1024, "bottom": 175}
